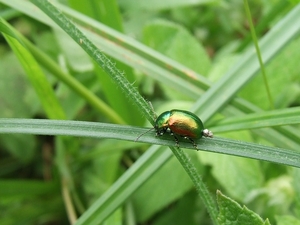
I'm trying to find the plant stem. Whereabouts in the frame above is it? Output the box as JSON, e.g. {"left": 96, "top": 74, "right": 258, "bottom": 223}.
{"left": 171, "top": 147, "right": 219, "bottom": 225}
{"left": 244, "top": 0, "right": 274, "bottom": 109}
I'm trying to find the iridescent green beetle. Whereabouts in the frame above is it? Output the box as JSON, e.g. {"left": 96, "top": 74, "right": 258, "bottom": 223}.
{"left": 136, "top": 109, "right": 213, "bottom": 148}
{"left": 155, "top": 109, "right": 213, "bottom": 147}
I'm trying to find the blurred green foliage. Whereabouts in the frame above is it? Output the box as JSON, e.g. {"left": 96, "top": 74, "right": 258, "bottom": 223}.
{"left": 1, "top": 0, "right": 300, "bottom": 224}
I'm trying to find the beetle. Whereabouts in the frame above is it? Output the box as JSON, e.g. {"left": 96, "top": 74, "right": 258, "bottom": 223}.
{"left": 136, "top": 109, "right": 213, "bottom": 148}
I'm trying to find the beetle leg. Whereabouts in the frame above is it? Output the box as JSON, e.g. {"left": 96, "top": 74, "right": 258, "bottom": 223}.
{"left": 188, "top": 138, "right": 198, "bottom": 150}
{"left": 156, "top": 127, "right": 167, "bottom": 136}
{"left": 182, "top": 136, "right": 198, "bottom": 149}
{"left": 170, "top": 131, "right": 180, "bottom": 147}
{"left": 174, "top": 135, "right": 180, "bottom": 148}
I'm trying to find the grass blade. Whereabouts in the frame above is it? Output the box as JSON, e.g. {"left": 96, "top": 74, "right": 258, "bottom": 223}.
{"left": 1, "top": 118, "right": 300, "bottom": 169}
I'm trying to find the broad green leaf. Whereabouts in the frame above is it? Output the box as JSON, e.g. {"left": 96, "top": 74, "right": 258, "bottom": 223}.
{"left": 264, "top": 176, "right": 294, "bottom": 214}
{"left": 239, "top": 37, "right": 300, "bottom": 110}
{"left": 0, "top": 53, "right": 36, "bottom": 118}
{"left": 143, "top": 19, "right": 211, "bottom": 75}
{"left": 276, "top": 215, "right": 300, "bottom": 225}
{"left": 217, "top": 191, "right": 271, "bottom": 225}
{"left": 200, "top": 153, "right": 263, "bottom": 201}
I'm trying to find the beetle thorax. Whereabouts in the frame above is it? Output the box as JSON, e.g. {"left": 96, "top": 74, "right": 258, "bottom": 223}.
{"left": 155, "top": 111, "right": 171, "bottom": 136}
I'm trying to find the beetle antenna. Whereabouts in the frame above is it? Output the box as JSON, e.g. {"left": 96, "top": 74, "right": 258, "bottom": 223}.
{"left": 135, "top": 127, "right": 155, "bottom": 142}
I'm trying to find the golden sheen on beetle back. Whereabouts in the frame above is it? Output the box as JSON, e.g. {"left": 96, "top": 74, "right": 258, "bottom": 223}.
{"left": 135, "top": 109, "right": 213, "bottom": 148}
